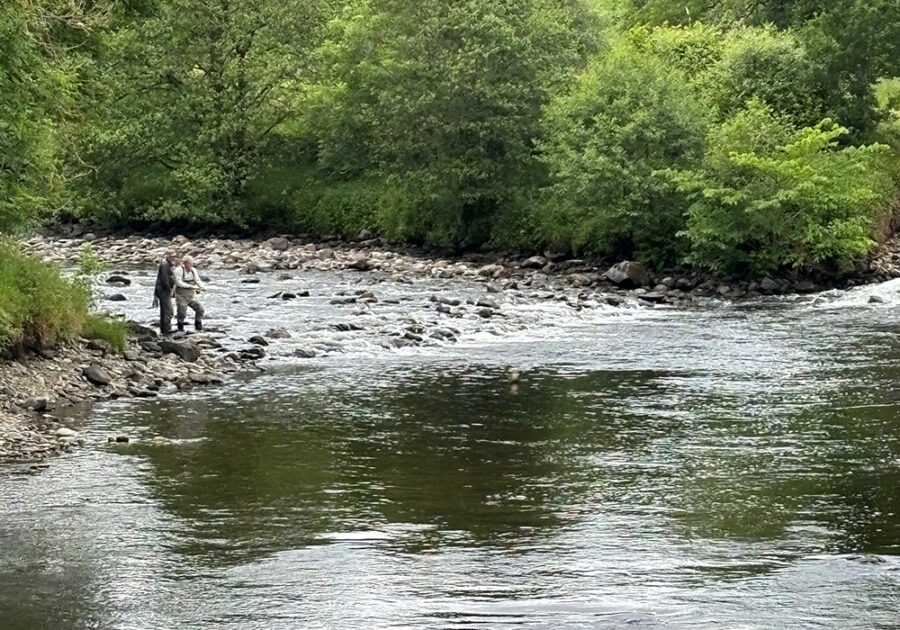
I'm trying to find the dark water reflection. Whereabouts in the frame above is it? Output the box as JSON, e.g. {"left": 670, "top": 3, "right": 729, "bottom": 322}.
{"left": 2, "top": 273, "right": 900, "bottom": 628}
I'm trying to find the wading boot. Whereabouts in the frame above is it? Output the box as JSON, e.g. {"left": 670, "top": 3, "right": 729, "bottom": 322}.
{"left": 195, "top": 321, "right": 203, "bottom": 332}
{"left": 177, "top": 322, "right": 185, "bottom": 332}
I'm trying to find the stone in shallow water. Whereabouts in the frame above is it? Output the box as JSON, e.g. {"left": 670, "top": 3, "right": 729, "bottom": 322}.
{"left": 106, "top": 275, "right": 131, "bottom": 287}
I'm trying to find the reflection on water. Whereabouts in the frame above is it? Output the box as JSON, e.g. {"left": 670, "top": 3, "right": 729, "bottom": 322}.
{"left": 2, "top": 270, "right": 900, "bottom": 629}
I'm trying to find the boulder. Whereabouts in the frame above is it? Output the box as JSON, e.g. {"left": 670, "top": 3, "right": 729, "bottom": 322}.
{"left": 140, "top": 341, "right": 161, "bottom": 353}
{"left": 520, "top": 255, "right": 548, "bottom": 269}
{"left": 430, "top": 295, "right": 461, "bottom": 307}
{"left": 87, "top": 339, "right": 112, "bottom": 353}
{"left": 241, "top": 346, "right": 266, "bottom": 360}
{"left": 477, "top": 264, "right": 506, "bottom": 278}
{"left": 292, "top": 348, "right": 317, "bottom": 359}
{"left": 24, "top": 397, "right": 48, "bottom": 412}
{"left": 248, "top": 335, "right": 269, "bottom": 346}
{"left": 105, "top": 294, "right": 128, "bottom": 302}
{"left": 106, "top": 275, "right": 131, "bottom": 286}
{"left": 759, "top": 277, "right": 780, "bottom": 293}
{"left": 604, "top": 261, "right": 650, "bottom": 288}
{"left": 476, "top": 298, "right": 500, "bottom": 310}
{"left": 281, "top": 292, "right": 297, "bottom": 300}
{"left": 637, "top": 292, "right": 667, "bottom": 303}
{"left": 158, "top": 340, "right": 201, "bottom": 362}
{"left": 266, "top": 237, "right": 290, "bottom": 251}
{"left": 127, "top": 321, "right": 157, "bottom": 341}
{"left": 566, "top": 273, "right": 593, "bottom": 287}
{"left": 265, "top": 327, "right": 291, "bottom": 339}
{"left": 348, "top": 255, "right": 372, "bottom": 271}
{"left": 869, "top": 295, "right": 885, "bottom": 304}
{"left": 795, "top": 280, "right": 818, "bottom": 294}
{"left": 83, "top": 363, "right": 112, "bottom": 386}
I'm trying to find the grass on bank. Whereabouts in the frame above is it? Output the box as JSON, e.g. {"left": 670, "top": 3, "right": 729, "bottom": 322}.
{"left": 0, "top": 240, "right": 128, "bottom": 356}
{"left": 81, "top": 313, "right": 128, "bottom": 353}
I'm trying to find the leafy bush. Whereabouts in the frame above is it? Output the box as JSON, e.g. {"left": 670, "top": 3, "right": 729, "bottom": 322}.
{"left": 82, "top": 314, "right": 128, "bottom": 354}
{"left": 667, "top": 102, "right": 896, "bottom": 274}
{"left": 709, "top": 27, "right": 824, "bottom": 127}
{"left": 0, "top": 241, "right": 90, "bottom": 354}
{"left": 537, "top": 40, "right": 712, "bottom": 265}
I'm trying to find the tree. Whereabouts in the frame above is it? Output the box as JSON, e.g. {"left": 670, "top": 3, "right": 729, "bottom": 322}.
{"left": 77, "top": 0, "right": 334, "bottom": 226}
{"left": 538, "top": 40, "right": 712, "bottom": 264}
{"left": 310, "top": 0, "right": 600, "bottom": 248}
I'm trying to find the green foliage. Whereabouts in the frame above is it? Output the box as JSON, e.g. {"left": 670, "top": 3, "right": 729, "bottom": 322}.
{"left": 0, "top": 241, "right": 90, "bottom": 353}
{"left": 709, "top": 27, "right": 823, "bottom": 126}
{"left": 667, "top": 103, "right": 896, "bottom": 274}
{"left": 1, "top": 0, "right": 898, "bottom": 281}
{"left": 538, "top": 40, "right": 712, "bottom": 264}
{"left": 0, "top": 2, "right": 66, "bottom": 233}
{"left": 74, "top": 0, "right": 337, "bottom": 227}
{"left": 81, "top": 314, "right": 128, "bottom": 354}
{"left": 310, "top": 0, "right": 601, "bottom": 248}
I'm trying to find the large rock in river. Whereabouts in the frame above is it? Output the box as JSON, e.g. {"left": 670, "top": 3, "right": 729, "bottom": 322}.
{"left": 158, "top": 340, "right": 201, "bottom": 362}
{"left": 604, "top": 261, "right": 650, "bottom": 288}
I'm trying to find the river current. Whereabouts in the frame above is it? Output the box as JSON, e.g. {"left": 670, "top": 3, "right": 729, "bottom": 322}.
{"left": 1, "top": 267, "right": 898, "bottom": 629}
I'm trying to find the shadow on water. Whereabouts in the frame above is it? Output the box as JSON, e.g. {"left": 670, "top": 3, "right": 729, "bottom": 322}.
{"left": 131, "top": 367, "right": 681, "bottom": 563}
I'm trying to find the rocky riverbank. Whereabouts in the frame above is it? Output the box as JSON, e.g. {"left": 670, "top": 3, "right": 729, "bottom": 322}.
{"left": 20, "top": 227, "right": 900, "bottom": 303}
{"left": 0, "top": 324, "right": 262, "bottom": 464}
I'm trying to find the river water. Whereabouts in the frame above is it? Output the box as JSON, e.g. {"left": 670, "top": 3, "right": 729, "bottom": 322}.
{"left": 1, "top": 267, "right": 898, "bottom": 629}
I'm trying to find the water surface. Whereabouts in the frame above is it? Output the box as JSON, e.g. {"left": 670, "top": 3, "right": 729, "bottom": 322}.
{"left": 1, "top": 270, "right": 898, "bottom": 628}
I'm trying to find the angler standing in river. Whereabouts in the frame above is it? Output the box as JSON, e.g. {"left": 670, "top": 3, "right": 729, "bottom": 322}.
{"left": 174, "top": 255, "right": 205, "bottom": 332}
{"left": 152, "top": 251, "right": 178, "bottom": 334}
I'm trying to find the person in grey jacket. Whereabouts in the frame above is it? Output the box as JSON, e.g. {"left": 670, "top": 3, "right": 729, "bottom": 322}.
{"left": 174, "top": 255, "right": 205, "bottom": 332}
{"left": 153, "top": 251, "right": 177, "bottom": 334}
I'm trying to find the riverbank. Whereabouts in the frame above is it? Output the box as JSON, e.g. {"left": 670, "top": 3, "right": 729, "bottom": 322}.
{"left": 0, "top": 325, "right": 262, "bottom": 463}
{"left": 20, "top": 228, "right": 900, "bottom": 303}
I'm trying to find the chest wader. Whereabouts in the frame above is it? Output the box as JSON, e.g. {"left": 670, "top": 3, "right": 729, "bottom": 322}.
{"left": 175, "top": 286, "right": 205, "bottom": 331}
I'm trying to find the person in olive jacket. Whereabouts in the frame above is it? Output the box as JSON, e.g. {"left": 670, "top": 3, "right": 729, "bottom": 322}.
{"left": 153, "top": 251, "right": 177, "bottom": 334}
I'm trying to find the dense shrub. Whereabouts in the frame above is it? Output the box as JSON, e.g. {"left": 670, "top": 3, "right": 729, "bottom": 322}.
{"left": 538, "top": 41, "right": 712, "bottom": 265}
{"left": 0, "top": 242, "right": 90, "bottom": 353}
{"left": 668, "top": 102, "right": 896, "bottom": 274}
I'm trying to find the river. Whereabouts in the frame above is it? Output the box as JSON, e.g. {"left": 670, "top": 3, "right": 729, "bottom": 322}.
{"left": 1, "top": 267, "right": 898, "bottom": 629}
